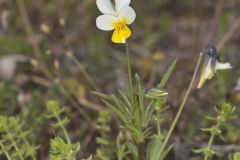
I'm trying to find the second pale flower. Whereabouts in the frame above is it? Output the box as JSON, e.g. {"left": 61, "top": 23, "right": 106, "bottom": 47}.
{"left": 197, "top": 45, "right": 232, "bottom": 89}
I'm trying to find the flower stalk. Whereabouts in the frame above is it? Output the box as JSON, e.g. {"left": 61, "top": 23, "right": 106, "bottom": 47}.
{"left": 125, "top": 41, "right": 144, "bottom": 160}
{"left": 159, "top": 52, "right": 203, "bottom": 156}
{"left": 125, "top": 41, "right": 134, "bottom": 106}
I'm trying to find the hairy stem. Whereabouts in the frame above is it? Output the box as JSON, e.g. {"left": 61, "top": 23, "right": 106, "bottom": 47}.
{"left": 125, "top": 41, "right": 134, "bottom": 106}
{"left": 159, "top": 52, "right": 203, "bottom": 156}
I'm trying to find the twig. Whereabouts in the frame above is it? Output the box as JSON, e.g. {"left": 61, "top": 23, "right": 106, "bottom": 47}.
{"left": 79, "top": 98, "right": 105, "bottom": 112}
{"left": 66, "top": 51, "right": 100, "bottom": 91}
{"left": 82, "top": 121, "right": 97, "bottom": 147}
{"left": 217, "top": 17, "right": 240, "bottom": 51}
{"left": 206, "top": 0, "right": 225, "bottom": 43}
{"left": 16, "top": 0, "right": 51, "bottom": 78}
{"left": 18, "top": 74, "right": 52, "bottom": 88}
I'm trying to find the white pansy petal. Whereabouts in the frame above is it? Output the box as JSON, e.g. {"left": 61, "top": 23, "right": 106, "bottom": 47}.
{"left": 197, "top": 60, "right": 213, "bottom": 89}
{"left": 115, "top": 0, "right": 130, "bottom": 13}
{"left": 118, "top": 6, "right": 136, "bottom": 24}
{"left": 96, "top": 15, "right": 116, "bottom": 31}
{"left": 97, "top": 0, "right": 115, "bottom": 15}
{"left": 204, "top": 60, "right": 214, "bottom": 79}
{"left": 215, "top": 61, "right": 232, "bottom": 70}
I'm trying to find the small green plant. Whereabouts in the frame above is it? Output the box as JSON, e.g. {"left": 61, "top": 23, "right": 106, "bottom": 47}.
{"left": 116, "top": 131, "right": 130, "bottom": 160}
{"left": 95, "top": 111, "right": 114, "bottom": 160}
{"left": 194, "top": 103, "right": 236, "bottom": 160}
{"left": 49, "top": 137, "right": 80, "bottom": 160}
{"left": 94, "top": 58, "right": 177, "bottom": 160}
{"left": 0, "top": 116, "right": 37, "bottom": 160}
{"left": 47, "top": 101, "right": 80, "bottom": 160}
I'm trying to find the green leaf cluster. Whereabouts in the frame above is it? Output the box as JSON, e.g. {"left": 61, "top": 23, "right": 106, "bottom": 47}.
{"left": 194, "top": 103, "right": 236, "bottom": 160}
{"left": 94, "top": 59, "right": 177, "bottom": 160}
{"left": 50, "top": 136, "right": 80, "bottom": 160}
{"left": 0, "top": 116, "right": 37, "bottom": 160}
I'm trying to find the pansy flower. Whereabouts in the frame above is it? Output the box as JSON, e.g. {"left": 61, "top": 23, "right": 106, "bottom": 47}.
{"left": 96, "top": 0, "right": 136, "bottom": 43}
{"left": 197, "top": 45, "right": 232, "bottom": 89}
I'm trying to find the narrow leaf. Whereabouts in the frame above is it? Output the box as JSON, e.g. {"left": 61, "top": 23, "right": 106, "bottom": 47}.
{"left": 135, "top": 74, "right": 145, "bottom": 126}
{"left": 127, "top": 142, "right": 138, "bottom": 160}
{"left": 157, "top": 59, "right": 177, "bottom": 89}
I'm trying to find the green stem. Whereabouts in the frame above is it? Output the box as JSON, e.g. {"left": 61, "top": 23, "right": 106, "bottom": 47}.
{"left": 159, "top": 52, "right": 203, "bottom": 156}
{"left": 125, "top": 41, "right": 134, "bottom": 106}
{"left": 157, "top": 109, "right": 161, "bottom": 136}
{"left": 138, "top": 142, "right": 144, "bottom": 160}
{"left": 20, "top": 132, "right": 36, "bottom": 160}
{"left": 204, "top": 122, "right": 221, "bottom": 160}
{"left": 125, "top": 41, "right": 143, "bottom": 159}
{"left": 0, "top": 142, "right": 12, "bottom": 160}
{"left": 56, "top": 115, "right": 72, "bottom": 146}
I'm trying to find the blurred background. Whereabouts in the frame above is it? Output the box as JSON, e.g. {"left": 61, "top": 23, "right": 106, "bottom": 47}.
{"left": 0, "top": 0, "right": 240, "bottom": 159}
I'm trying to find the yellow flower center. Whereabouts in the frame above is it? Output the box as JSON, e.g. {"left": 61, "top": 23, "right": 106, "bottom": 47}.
{"left": 111, "top": 20, "right": 131, "bottom": 43}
